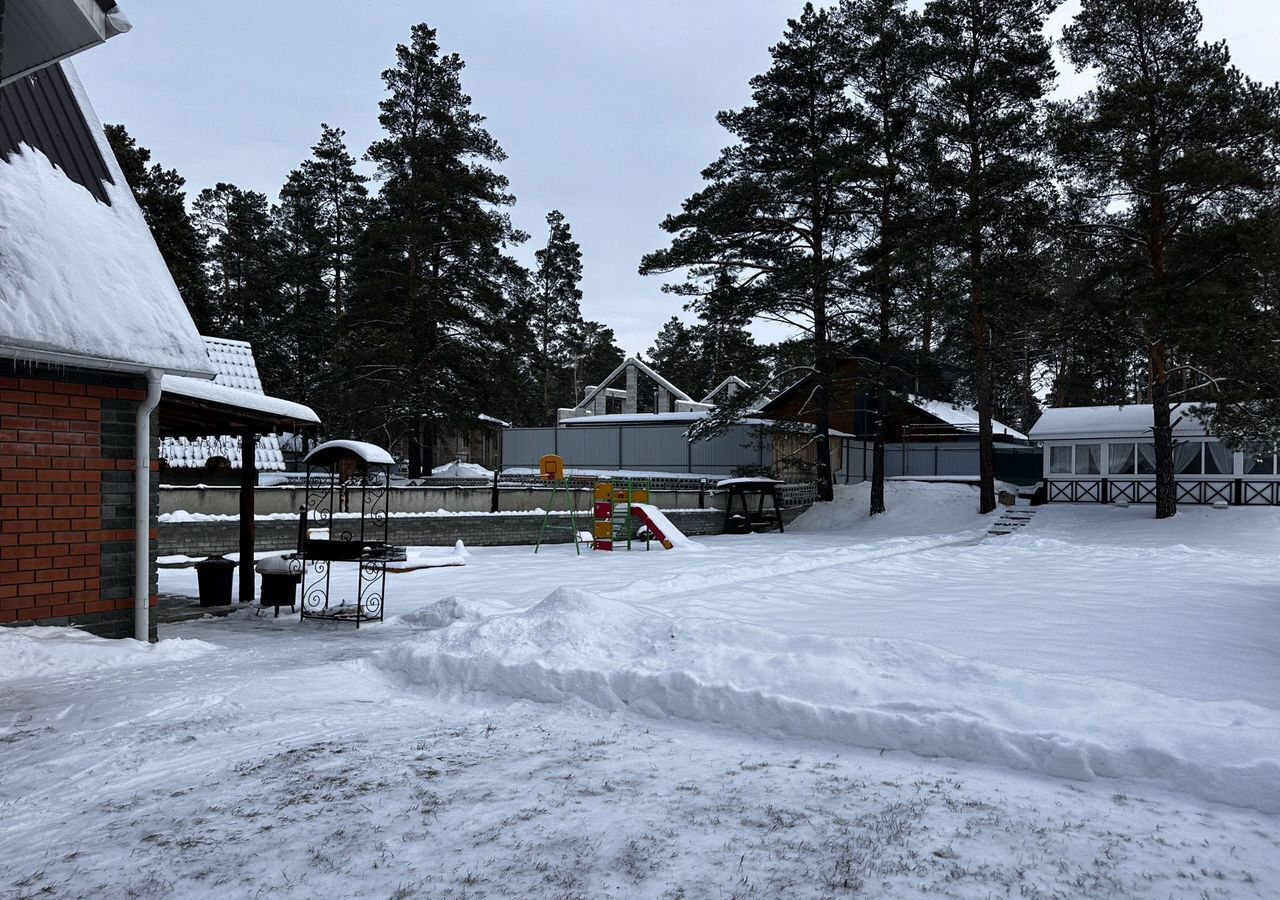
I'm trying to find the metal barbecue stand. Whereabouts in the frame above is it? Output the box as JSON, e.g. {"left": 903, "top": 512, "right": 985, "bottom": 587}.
{"left": 297, "top": 441, "right": 404, "bottom": 628}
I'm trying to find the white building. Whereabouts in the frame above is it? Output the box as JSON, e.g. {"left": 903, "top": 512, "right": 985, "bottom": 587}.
{"left": 1028, "top": 405, "right": 1279, "bottom": 506}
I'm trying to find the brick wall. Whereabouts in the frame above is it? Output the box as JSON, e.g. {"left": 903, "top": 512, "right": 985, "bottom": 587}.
{"left": 0, "top": 362, "right": 153, "bottom": 640}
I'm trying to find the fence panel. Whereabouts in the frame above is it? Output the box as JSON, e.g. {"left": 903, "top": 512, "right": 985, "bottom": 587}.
{"left": 840, "top": 440, "right": 1039, "bottom": 485}
{"left": 503, "top": 428, "right": 556, "bottom": 469}
{"left": 620, "top": 426, "right": 692, "bottom": 473}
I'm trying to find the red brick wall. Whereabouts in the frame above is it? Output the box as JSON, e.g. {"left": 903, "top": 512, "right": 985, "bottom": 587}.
{"left": 0, "top": 372, "right": 151, "bottom": 629}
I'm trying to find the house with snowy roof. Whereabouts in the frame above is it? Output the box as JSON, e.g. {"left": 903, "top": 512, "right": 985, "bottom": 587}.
{"left": 0, "top": 6, "right": 318, "bottom": 638}
{"left": 1028, "top": 405, "right": 1280, "bottom": 506}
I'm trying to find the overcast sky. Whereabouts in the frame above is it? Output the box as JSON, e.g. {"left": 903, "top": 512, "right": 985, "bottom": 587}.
{"left": 75, "top": 0, "right": 1280, "bottom": 356}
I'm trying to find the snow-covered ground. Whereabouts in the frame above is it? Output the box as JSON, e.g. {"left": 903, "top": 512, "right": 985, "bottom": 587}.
{"left": 3, "top": 482, "right": 1279, "bottom": 898}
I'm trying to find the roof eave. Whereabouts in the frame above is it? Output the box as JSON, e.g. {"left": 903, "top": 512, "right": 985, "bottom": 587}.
{"left": 0, "top": 342, "right": 216, "bottom": 379}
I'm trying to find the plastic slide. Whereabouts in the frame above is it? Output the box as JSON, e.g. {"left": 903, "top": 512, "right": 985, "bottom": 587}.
{"left": 630, "top": 504, "right": 703, "bottom": 551}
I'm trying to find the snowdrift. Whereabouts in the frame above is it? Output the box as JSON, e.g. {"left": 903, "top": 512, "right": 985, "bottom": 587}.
{"left": 791, "top": 481, "right": 992, "bottom": 537}
{"left": 369, "top": 587, "right": 1280, "bottom": 813}
{"left": 0, "top": 627, "right": 217, "bottom": 681}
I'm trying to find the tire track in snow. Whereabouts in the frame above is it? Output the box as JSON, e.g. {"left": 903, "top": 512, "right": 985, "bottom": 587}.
{"left": 598, "top": 530, "right": 989, "bottom": 607}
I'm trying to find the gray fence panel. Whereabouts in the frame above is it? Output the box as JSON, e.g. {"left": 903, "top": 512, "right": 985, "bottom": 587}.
{"left": 690, "top": 424, "right": 769, "bottom": 476}
{"left": 620, "top": 426, "right": 691, "bottom": 473}
{"left": 503, "top": 428, "right": 556, "bottom": 469}
{"left": 839, "top": 440, "right": 1018, "bottom": 481}
{"left": 505, "top": 423, "right": 777, "bottom": 477}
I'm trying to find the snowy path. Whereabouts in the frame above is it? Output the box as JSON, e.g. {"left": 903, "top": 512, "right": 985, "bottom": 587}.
{"left": 3, "top": 482, "right": 1280, "bottom": 897}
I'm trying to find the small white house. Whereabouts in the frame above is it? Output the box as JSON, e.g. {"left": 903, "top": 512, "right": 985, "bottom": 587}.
{"left": 1028, "top": 405, "right": 1279, "bottom": 506}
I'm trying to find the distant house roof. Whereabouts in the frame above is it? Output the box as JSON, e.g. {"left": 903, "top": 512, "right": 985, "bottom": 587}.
{"left": 908, "top": 396, "right": 1029, "bottom": 442}
{"left": 701, "top": 376, "right": 752, "bottom": 405}
{"left": 1028, "top": 405, "right": 1213, "bottom": 441}
{"left": 0, "top": 61, "right": 214, "bottom": 377}
{"left": 575, "top": 357, "right": 694, "bottom": 412}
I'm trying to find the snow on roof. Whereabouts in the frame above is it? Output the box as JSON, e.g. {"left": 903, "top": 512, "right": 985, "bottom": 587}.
{"left": 162, "top": 375, "right": 320, "bottom": 425}
{"left": 909, "top": 396, "right": 1029, "bottom": 442}
{"left": 716, "top": 476, "right": 783, "bottom": 487}
{"left": 202, "top": 337, "right": 264, "bottom": 393}
{"left": 575, "top": 357, "right": 694, "bottom": 410}
{"left": 562, "top": 411, "right": 773, "bottom": 427}
{"left": 160, "top": 434, "right": 286, "bottom": 472}
{"left": 1028, "top": 404, "right": 1213, "bottom": 441}
{"left": 0, "top": 62, "right": 214, "bottom": 377}
{"left": 701, "top": 376, "right": 752, "bottom": 404}
{"left": 305, "top": 440, "right": 395, "bottom": 466}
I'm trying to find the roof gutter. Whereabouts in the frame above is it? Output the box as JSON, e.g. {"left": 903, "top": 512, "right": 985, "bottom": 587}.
{"left": 134, "top": 368, "right": 161, "bottom": 642}
{"left": 0, "top": 343, "right": 215, "bottom": 379}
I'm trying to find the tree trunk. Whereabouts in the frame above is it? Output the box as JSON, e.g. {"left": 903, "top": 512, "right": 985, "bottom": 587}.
{"left": 407, "top": 426, "right": 422, "bottom": 480}
{"left": 870, "top": 384, "right": 888, "bottom": 516}
{"left": 970, "top": 234, "right": 996, "bottom": 515}
{"left": 1150, "top": 339, "right": 1177, "bottom": 518}
{"left": 422, "top": 418, "right": 436, "bottom": 476}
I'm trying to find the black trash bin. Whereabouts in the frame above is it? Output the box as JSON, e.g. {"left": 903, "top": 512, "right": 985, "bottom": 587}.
{"left": 194, "top": 555, "right": 236, "bottom": 607}
{"left": 259, "top": 573, "right": 300, "bottom": 607}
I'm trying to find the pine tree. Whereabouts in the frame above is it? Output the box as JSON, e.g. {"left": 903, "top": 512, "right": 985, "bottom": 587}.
{"left": 192, "top": 183, "right": 285, "bottom": 386}
{"left": 273, "top": 126, "right": 370, "bottom": 418}
{"left": 567, "top": 320, "right": 625, "bottom": 405}
{"left": 642, "top": 3, "right": 863, "bottom": 501}
{"left": 840, "top": 0, "right": 929, "bottom": 515}
{"left": 920, "top": 0, "right": 1058, "bottom": 514}
{"left": 104, "top": 125, "right": 213, "bottom": 332}
{"left": 645, "top": 317, "right": 703, "bottom": 394}
{"left": 1057, "top": 0, "right": 1280, "bottom": 518}
{"left": 352, "top": 24, "right": 526, "bottom": 475}
{"left": 530, "top": 210, "right": 585, "bottom": 420}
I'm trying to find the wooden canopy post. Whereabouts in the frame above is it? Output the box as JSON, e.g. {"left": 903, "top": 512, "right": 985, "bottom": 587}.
{"left": 238, "top": 426, "right": 256, "bottom": 604}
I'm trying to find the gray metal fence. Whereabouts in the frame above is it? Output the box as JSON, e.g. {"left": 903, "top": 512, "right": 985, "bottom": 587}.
{"left": 503, "top": 424, "right": 771, "bottom": 478}
{"left": 841, "top": 440, "right": 1042, "bottom": 486}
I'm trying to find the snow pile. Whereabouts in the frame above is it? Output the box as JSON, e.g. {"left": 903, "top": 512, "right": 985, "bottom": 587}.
{"left": 389, "top": 541, "right": 470, "bottom": 571}
{"left": 390, "top": 596, "right": 483, "bottom": 629}
{"left": 792, "top": 481, "right": 991, "bottom": 538}
{"left": 431, "top": 460, "right": 494, "bottom": 479}
{"left": 0, "top": 627, "right": 217, "bottom": 681}
{"left": 370, "top": 586, "right": 1280, "bottom": 813}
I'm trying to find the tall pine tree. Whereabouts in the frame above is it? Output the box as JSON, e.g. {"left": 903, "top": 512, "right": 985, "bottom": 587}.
{"left": 273, "top": 125, "right": 369, "bottom": 419}
{"left": 530, "top": 210, "right": 585, "bottom": 420}
{"left": 920, "top": 0, "right": 1058, "bottom": 513}
{"left": 642, "top": 3, "right": 863, "bottom": 501}
{"left": 1057, "top": 0, "right": 1280, "bottom": 518}
{"left": 192, "top": 183, "right": 286, "bottom": 388}
{"left": 840, "top": 0, "right": 929, "bottom": 515}
{"left": 351, "top": 24, "right": 526, "bottom": 475}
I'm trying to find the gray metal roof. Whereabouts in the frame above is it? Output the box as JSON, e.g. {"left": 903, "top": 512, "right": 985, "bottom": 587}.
{"left": 0, "top": 63, "right": 114, "bottom": 204}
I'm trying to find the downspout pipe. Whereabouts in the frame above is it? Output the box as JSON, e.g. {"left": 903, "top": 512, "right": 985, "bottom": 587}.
{"left": 135, "top": 369, "right": 163, "bottom": 642}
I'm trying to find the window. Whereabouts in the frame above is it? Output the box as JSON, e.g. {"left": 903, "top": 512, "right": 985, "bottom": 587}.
{"left": 1175, "top": 442, "right": 1203, "bottom": 475}
{"left": 1246, "top": 450, "right": 1276, "bottom": 476}
{"left": 1075, "top": 443, "right": 1101, "bottom": 476}
{"left": 1108, "top": 443, "right": 1136, "bottom": 475}
{"left": 1137, "top": 443, "right": 1157, "bottom": 475}
{"left": 1203, "top": 442, "right": 1232, "bottom": 476}
{"left": 1050, "top": 445, "right": 1072, "bottom": 475}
